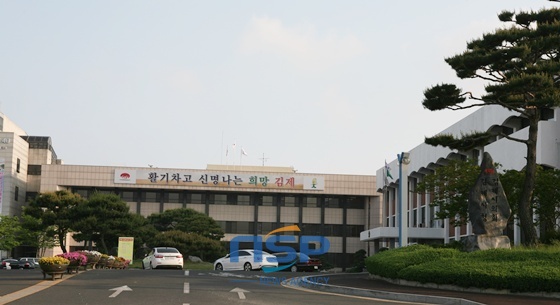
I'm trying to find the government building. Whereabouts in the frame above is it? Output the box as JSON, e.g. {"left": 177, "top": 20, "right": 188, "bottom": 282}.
{"left": 0, "top": 112, "right": 381, "bottom": 268}
{"left": 361, "top": 105, "right": 560, "bottom": 253}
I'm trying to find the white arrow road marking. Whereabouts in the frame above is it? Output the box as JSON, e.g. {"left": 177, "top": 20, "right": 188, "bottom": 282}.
{"left": 230, "top": 288, "right": 250, "bottom": 300}
{"left": 184, "top": 282, "right": 190, "bottom": 294}
{"left": 109, "top": 285, "right": 132, "bottom": 298}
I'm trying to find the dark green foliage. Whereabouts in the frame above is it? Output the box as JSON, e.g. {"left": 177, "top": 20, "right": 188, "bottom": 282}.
{"left": 146, "top": 208, "right": 226, "bottom": 261}
{"left": 422, "top": 84, "right": 466, "bottom": 110}
{"left": 365, "top": 245, "right": 459, "bottom": 278}
{"left": 415, "top": 159, "right": 480, "bottom": 226}
{"left": 150, "top": 230, "right": 226, "bottom": 261}
{"left": 423, "top": 132, "right": 493, "bottom": 151}
{"left": 24, "top": 190, "right": 85, "bottom": 253}
{"left": 0, "top": 216, "right": 22, "bottom": 252}
{"left": 501, "top": 167, "right": 560, "bottom": 244}
{"left": 147, "top": 208, "right": 224, "bottom": 240}
{"left": 351, "top": 249, "right": 367, "bottom": 272}
{"left": 71, "top": 192, "right": 150, "bottom": 254}
{"left": 365, "top": 245, "right": 560, "bottom": 293}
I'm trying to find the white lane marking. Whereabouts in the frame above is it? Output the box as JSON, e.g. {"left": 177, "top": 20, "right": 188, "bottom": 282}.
{"left": 184, "top": 282, "right": 190, "bottom": 294}
{"left": 230, "top": 287, "right": 250, "bottom": 300}
{"left": 109, "top": 285, "right": 133, "bottom": 298}
{"left": 185, "top": 270, "right": 189, "bottom": 276}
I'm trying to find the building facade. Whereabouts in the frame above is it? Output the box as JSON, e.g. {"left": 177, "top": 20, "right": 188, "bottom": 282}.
{"left": 0, "top": 112, "right": 381, "bottom": 268}
{"left": 361, "top": 105, "right": 560, "bottom": 253}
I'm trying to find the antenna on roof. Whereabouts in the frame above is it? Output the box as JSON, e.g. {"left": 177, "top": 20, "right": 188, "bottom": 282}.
{"left": 259, "top": 153, "right": 269, "bottom": 166}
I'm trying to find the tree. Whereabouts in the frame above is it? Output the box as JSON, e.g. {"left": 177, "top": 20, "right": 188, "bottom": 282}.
{"left": 19, "top": 214, "right": 58, "bottom": 257}
{"left": 71, "top": 192, "right": 144, "bottom": 254}
{"left": 149, "top": 230, "right": 226, "bottom": 261}
{"left": 23, "top": 190, "right": 84, "bottom": 253}
{"left": 147, "top": 208, "right": 225, "bottom": 240}
{"left": 416, "top": 159, "right": 480, "bottom": 226}
{"left": 421, "top": 8, "right": 560, "bottom": 246}
{"left": 0, "top": 216, "right": 22, "bottom": 255}
{"left": 501, "top": 166, "right": 560, "bottom": 243}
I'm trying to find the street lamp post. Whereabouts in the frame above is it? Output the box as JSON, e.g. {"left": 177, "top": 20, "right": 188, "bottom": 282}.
{"left": 397, "top": 152, "right": 411, "bottom": 247}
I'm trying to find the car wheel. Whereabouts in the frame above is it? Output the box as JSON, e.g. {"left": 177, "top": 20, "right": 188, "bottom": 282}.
{"left": 142, "top": 262, "right": 145, "bottom": 269}
{"left": 243, "top": 262, "right": 252, "bottom": 271}
{"left": 215, "top": 263, "right": 223, "bottom": 271}
{"left": 290, "top": 265, "right": 298, "bottom": 272}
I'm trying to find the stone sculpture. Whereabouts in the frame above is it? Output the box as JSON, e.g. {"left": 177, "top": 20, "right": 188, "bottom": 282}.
{"left": 464, "top": 152, "right": 511, "bottom": 251}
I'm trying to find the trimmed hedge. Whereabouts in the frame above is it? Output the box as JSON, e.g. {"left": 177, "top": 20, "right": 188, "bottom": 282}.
{"left": 365, "top": 244, "right": 560, "bottom": 293}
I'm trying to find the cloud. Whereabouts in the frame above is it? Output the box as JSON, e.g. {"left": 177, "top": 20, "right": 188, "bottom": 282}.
{"left": 239, "top": 16, "right": 366, "bottom": 70}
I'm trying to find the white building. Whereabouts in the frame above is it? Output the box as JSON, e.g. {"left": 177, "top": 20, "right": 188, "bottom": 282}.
{"left": 361, "top": 105, "right": 560, "bottom": 253}
{"left": 0, "top": 112, "right": 381, "bottom": 268}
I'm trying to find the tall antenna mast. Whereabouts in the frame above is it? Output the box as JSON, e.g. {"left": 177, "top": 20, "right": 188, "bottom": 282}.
{"left": 259, "top": 153, "right": 269, "bottom": 166}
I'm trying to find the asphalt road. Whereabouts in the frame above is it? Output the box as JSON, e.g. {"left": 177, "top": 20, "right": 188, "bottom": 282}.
{"left": 0, "top": 268, "right": 429, "bottom": 305}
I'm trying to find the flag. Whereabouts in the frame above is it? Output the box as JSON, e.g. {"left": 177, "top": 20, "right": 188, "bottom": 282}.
{"left": 241, "top": 147, "right": 248, "bottom": 156}
{"left": 385, "top": 160, "right": 393, "bottom": 185}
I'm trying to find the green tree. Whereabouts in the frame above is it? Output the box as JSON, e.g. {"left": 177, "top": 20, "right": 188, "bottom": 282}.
{"left": 416, "top": 159, "right": 480, "bottom": 226}
{"left": 23, "top": 190, "right": 84, "bottom": 253}
{"left": 149, "top": 230, "right": 226, "bottom": 261}
{"left": 501, "top": 167, "right": 560, "bottom": 243}
{"left": 0, "top": 216, "right": 22, "bottom": 255}
{"left": 71, "top": 192, "right": 145, "bottom": 254}
{"left": 421, "top": 8, "right": 560, "bottom": 246}
{"left": 19, "top": 214, "right": 58, "bottom": 257}
{"left": 147, "top": 208, "right": 224, "bottom": 240}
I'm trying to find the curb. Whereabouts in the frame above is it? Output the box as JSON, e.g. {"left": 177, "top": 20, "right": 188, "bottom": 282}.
{"left": 282, "top": 273, "right": 484, "bottom": 305}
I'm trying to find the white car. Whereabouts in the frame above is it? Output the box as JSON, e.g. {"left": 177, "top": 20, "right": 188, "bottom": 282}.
{"left": 214, "top": 249, "right": 278, "bottom": 271}
{"left": 142, "top": 247, "right": 184, "bottom": 269}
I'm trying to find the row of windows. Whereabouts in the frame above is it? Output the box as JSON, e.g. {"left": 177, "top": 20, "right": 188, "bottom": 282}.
{"left": 216, "top": 221, "right": 364, "bottom": 236}
{"left": 72, "top": 188, "right": 366, "bottom": 209}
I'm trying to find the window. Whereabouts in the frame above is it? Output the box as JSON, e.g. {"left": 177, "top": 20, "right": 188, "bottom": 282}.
{"left": 189, "top": 193, "right": 204, "bottom": 204}
{"left": 27, "top": 164, "right": 41, "bottom": 175}
{"left": 346, "top": 196, "right": 365, "bottom": 209}
{"left": 143, "top": 191, "right": 158, "bottom": 202}
{"left": 281, "top": 195, "right": 297, "bottom": 207}
{"left": 237, "top": 195, "right": 251, "bottom": 205}
{"left": 209, "top": 194, "right": 227, "bottom": 204}
{"left": 15, "top": 186, "right": 19, "bottom": 201}
{"left": 164, "top": 192, "right": 182, "bottom": 203}
{"left": 303, "top": 196, "right": 318, "bottom": 207}
{"left": 16, "top": 158, "right": 21, "bottom": 173}
{"left": 325, "top": 197, "right": 340, "bottom": 208}
{"left": 120, "top": 191, "right": 135, "bottom": 202}
{"left": 258, "top": 195, "right": 274, "bottom": 206}
{"left": 225, "top": 221, "right": 254, "bottom": 234}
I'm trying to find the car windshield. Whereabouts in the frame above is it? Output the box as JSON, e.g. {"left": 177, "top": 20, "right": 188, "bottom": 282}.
{"left": 157, "top": 248, "right": 179, "bottom": 253}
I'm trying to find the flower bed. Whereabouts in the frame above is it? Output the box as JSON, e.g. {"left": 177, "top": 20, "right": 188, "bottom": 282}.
{"left": 39, "top": 256, "right": 70, "bottom": 280}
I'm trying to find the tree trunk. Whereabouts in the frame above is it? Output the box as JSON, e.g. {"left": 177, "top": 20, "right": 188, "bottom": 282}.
{"left": 518, "top": 113, "right": 539, "bottom": 246}
{"left": 58, "top": 232, "right": 67, "bottom": 253}
{"left": 100, "top": 235, "right": 108, "bottom": 254}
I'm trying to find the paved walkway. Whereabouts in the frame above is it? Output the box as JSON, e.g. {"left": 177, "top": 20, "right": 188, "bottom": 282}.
{"left": 303, "top": 273, "right": 560, "bottom": 305}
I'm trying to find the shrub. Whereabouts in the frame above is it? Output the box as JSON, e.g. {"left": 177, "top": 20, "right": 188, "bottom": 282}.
{"left": 365, "top": 244, "right": 560, "bottom": 293}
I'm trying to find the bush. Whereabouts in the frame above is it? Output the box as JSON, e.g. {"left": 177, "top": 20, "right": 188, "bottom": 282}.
{"left": 365, "top": 244, "right": 560, "bottom": 293}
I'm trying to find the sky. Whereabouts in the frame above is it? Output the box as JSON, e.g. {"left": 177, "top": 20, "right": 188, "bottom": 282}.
{"left": 0, "top": 1, "right": 558, "bottom": 175}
